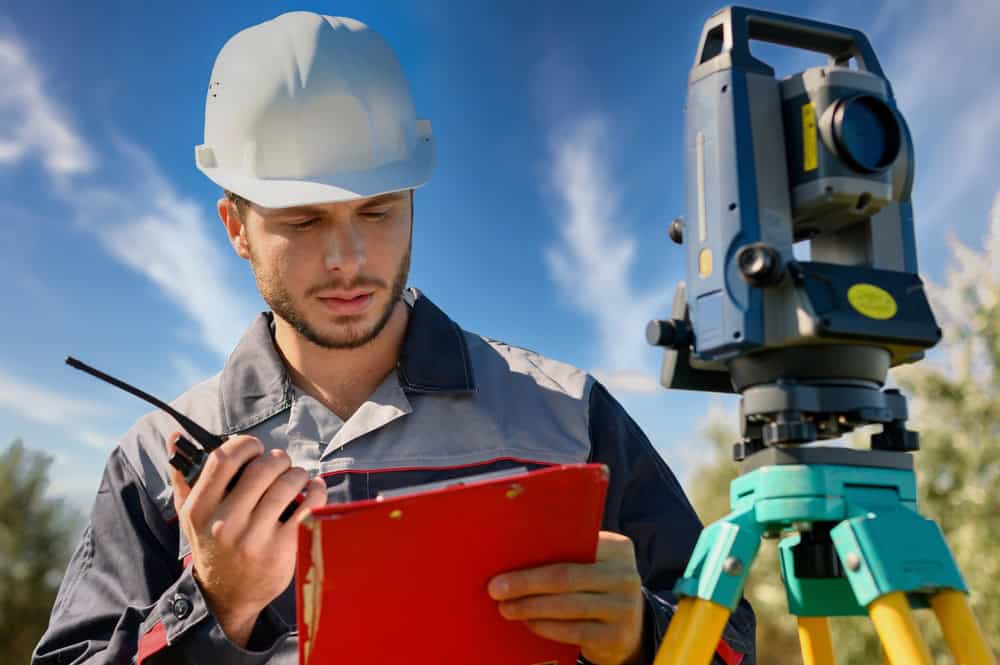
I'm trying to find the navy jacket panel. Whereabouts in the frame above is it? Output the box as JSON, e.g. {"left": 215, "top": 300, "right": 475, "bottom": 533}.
{"left": 587, "top": 382, "right": 756, "bottom": 664}
{"left": 32, "top": 448, "right": 291, "bottom": 664}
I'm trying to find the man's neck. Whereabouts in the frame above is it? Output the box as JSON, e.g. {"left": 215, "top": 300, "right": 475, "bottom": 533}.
{"left": 272, "top": 301, "right": 410, "bottom": 421}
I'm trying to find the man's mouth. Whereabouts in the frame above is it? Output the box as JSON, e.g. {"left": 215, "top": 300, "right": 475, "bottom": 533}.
{"left": 316, "top": 291, "right": 374, "bottom": 315}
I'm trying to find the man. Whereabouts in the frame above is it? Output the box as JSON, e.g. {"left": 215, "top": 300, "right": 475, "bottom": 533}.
{"left": 33, "top": 12, "right": 755, "bottom": 665}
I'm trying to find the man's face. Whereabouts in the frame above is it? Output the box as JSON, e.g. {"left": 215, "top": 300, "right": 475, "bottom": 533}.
{"left": 230, "top": 191, "right": 412, "bottom": 349}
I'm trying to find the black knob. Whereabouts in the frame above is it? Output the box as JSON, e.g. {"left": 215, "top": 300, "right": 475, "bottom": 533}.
{"left": 668, "top": 218, "right": 684, "bottom": 244}
{"left": 646, "top": 319, "right": 691, "bottom": 348}
{"left": 732, "top": 439, "right": 765, "bottom": 462}
{"left": 871, "top": 421, "right": 919, "bottom": 451}
{"left": 737, "top": 243, "right": 784, "bottom": 286}
{"left": 763, "top": 419, "right": 817, "bottom": 446}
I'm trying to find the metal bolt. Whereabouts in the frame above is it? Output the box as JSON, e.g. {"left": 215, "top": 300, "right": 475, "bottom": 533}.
{"left": 722, "top": 557, "right": 744, "bottom": 576}
{"left": 171, "top": 596, "right": 192, "bottom": 619}
{"left": 737, "top": 243, "right": 784, "bottom": 287}
{"left": 845, "top": 553, "right": 862, "bottom": 572}
{"left": 668, "top": 218, "right": 684, "bottom": 244}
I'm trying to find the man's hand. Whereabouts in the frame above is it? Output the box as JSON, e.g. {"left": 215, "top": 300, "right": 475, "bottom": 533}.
{"left": 167, "top": 433, "right": 327, "bottom": 648}
{"left": 488, "top": 531, "right": 646, "bottom": 665}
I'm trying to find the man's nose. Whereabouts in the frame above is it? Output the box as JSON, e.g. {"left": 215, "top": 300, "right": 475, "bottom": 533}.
{"left": 322, "top": 221, "right": 366, "bottom": 275}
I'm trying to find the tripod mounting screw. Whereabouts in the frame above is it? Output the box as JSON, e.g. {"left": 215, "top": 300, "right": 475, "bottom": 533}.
{"left": 737, "top": 243, "right": 784, "bottom": 287}
{"left": 845, "top": 553, "right": 862, "bottom": 572}
{"left": 722, "top": 556, "right": 744, "bottom": 576}
{"left": 669, "top": 217, "right": 684, "bottom": 244}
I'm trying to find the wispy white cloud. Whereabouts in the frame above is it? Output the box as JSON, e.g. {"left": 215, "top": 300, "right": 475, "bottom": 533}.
{"left": 0, "top": 368, "right": 117, "bottom": 449}
{"left": 900, "top": 191, "right": 1000, "bottom": 389}
{"left": 0, "top": 31, "right": 95, "bottom": 176}
{"left": 544, "top": 115, "right": 673, "bottom": 391}
{"left": 591, "top": 370, "right": 660, "bottom": 394}
{"left": 78, "top": 430, "right": 117, "bottom": 450}
{"left": 66, "top": 136, "right": 261, "bottom": 357}
{"left": 873, "top": 1, "right": 1000, "bottom": 238}
{"left": 169, "top": 353, "right": 216, "bottom": 393}
{"left": 0, "top": 29, "right": 259, "bottom": 359}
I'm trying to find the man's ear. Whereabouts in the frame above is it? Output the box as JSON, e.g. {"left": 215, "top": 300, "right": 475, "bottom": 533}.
{"left": 218, "top": 197, "right": 251, "bottom": 260}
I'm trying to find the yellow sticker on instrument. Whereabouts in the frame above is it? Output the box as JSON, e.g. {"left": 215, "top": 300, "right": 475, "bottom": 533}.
{"left": 801, "top": 103, "right": 818, "bottom": 172}
{"left": 847, "top": 284, "right": 897, "bottom": 320}
{"left": 698, "top": 248, "right": 713, "bottom": 278}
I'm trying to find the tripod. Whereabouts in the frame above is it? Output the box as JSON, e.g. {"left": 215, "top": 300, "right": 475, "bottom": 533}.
{"left": 652, "top": 445, "right": 996, "bottom": 665}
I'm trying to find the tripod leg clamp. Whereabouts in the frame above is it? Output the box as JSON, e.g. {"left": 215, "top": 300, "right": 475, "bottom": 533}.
{"left": 672, "top": 507, "right": 762, "bottom": 609}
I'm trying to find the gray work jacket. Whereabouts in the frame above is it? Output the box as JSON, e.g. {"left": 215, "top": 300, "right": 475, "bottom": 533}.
{"left": 33, "top": 289, "right": 755, "bottom": 664}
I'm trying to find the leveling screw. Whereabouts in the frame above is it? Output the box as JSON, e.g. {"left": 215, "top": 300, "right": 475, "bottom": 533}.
{"left": 845, "top": 553, "right": 862, "bottom": 572}
{"left": 723, "top": 557, "right": 744, "bottom": 576}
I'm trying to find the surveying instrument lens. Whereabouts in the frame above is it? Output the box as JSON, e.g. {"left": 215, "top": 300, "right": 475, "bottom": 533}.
{"left": 832, "top": 95, "right": 901, "bottom": 173}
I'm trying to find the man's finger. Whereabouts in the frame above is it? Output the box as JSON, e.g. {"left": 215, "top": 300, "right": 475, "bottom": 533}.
{"left": 521, "top": 619, "right": 617, "bottom": 648}
{"left": 184, "top": 435, "right": 264, "bottom": 526}
{"left": 279, "top": 477, "right": 328, "bottom": 536}
{"left": 214, "top": 448, "right": 293, "bottom": 529}
{"left": 489, "top": 562, "right": 628, "bottom": 600}
{"left": 499, "top": 592, "right": 632, "bottom": 622}
{"left": 247, "top": 464, "right": 309, "bottom": 527}
{"left": 595, "top": 530, "right": 635, "bottom": 561}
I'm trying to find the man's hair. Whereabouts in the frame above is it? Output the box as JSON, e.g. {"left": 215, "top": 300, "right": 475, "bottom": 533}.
{"left": 223, "top": 189, "right": 416, "bottom": 222}
{"left": 223, "top": 189, "right": 249, "bottom": 220}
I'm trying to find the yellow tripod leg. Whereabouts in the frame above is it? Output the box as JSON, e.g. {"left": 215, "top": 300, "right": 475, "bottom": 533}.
{"left": 868, "top": 591, "right": 933, "bottom": 665}
{"left": 653, "top": 598, "right": 730, "bottom": 665}
{"left": 653, "top": 596, "right": 694, "bottom": 663}
{"left": 797, "top": 617, "right": 835, "bottom": 665}
{"left": 930, "top": 589, "right": 998, "bottom": 665}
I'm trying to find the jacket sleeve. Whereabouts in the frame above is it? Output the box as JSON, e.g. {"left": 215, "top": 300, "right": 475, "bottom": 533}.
{"left": 31, "top": 446, "right": 296, "bottom": 665}
{"left": 586, "top": 381, "right": 756, "bottom": 665}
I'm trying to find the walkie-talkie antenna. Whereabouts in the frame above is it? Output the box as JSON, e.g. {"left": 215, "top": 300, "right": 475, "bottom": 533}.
{"left": 65, "top": 356, "right": 225, "bottom": 450}
{"left": 65, "top": 355, "right": 302, "bottom": 522}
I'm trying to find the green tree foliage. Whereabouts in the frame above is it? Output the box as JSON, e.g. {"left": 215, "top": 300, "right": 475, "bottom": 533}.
{"left": 889, "top": 196, "right": 1000, "bottom": 662}
{"left": 687, "top": 198, "right": 1000, "bottom": 664}
{"left": 0, "top": 439, "right": 75, "bottom": 665}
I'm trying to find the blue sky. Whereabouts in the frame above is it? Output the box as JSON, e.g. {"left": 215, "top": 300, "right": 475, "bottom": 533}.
{"left": 2, "top": 1, "right": 998, "bottom": 513}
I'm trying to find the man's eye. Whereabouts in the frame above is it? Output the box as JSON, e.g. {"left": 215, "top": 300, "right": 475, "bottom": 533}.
{"left": 292, "top": 218, "right": 319, "bottom": 229}
{"left": 360, "top": 209, "right": 389, "bottom": 220}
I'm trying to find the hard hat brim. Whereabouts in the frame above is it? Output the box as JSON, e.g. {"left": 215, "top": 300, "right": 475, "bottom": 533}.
{"left": 196, "top": 134, "right": 434, "bottom": 209}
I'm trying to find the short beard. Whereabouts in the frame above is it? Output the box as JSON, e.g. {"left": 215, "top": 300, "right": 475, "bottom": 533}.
{"left": 250, "top": 242, "right": 411, "bottom": 350}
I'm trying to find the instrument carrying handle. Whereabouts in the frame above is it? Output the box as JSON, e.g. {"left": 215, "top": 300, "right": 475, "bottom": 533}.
{"left": 696, "top": 5, "right": 886, "bottom": 80}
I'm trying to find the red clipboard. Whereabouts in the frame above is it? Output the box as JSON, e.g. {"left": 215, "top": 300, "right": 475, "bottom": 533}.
{"left": 296, "top": 463, "right": 609, "bottom": 665}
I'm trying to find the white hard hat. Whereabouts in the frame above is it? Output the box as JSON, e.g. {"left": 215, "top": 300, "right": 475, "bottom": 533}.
{"left": 194, "top": 12, "right": 433, "bottom": 208}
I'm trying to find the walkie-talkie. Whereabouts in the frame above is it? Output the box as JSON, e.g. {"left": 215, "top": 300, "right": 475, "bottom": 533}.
{"left": 66, "top": 356, "right": 302, "bottom": 522}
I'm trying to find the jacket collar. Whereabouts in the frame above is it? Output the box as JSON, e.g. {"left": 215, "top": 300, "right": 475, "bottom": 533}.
{"left": 218, "top": 288, "right": 475, "bottom": 435}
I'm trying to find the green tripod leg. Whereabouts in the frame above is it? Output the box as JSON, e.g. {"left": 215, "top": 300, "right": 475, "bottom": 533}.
{"left": 658, "top": 446, "right": 991, "bottom": 665}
